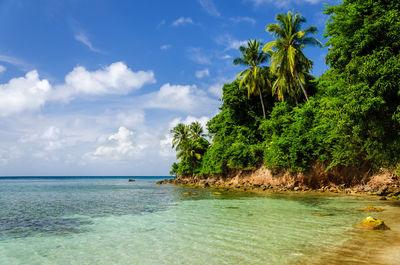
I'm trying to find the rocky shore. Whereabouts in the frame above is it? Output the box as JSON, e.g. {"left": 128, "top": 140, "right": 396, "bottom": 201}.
{"left": 157, "top": 165, "right": 400, "bottom": 199}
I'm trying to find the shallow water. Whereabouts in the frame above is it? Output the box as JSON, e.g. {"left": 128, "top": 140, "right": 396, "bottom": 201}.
{"left": 0, "top": 178, "right": 399, "bottom": 264}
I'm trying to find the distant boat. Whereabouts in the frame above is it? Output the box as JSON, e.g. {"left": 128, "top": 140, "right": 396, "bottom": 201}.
{"left": 128, "top": 179, "right": 135, "bottom": 182}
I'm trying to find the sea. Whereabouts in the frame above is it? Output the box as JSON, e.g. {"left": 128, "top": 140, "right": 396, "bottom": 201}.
{"left": 0, "top": 177, "right": 399, "bottom": 265}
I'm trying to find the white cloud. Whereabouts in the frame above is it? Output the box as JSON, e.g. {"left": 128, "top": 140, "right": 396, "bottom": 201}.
{"left": 0, "top": 62, "right": 156, "bottom": 116}
{"left": 75, "top": 32, "right": 103, "bottom": 53}
{"left": 230, "top": 17, "right": 256, "bottom": 25}
{"left": 0, "top": 65, "right": 6, "bottom": 73}
{"left": 91, "top": 127, "right": 138, "bottom": 160}
{"left": 245, "top": 0, "right": 322, "bottom": 8}
{"left": 208, "top": 77, "right": 232, "bottom": 98}
{"left": 216, "top": 34, "right": 247, "bottom": 51}
{"left": 195, "top": 68, "right": 210, "bottom": 78}
{"left": 172, "top": 17, "right": 194, "bottom": 27}
{"left": 146, "top": 83, "right": 216, "bottom": 112}
{"left": 0, "top": 71, "right": 51, "bottom": 116}
{"left": 0, "top": 54, "right": 32, "bottom": 71}
{"left": 160, "top": 44, "right": 172, "bottom": 50}
{"left": 157, "top": 19, "right": 166, "bottom": 29}
{"left": 53, "top": 62, "right": 156, "bottom": 101}
{"left": 187, "top": 47, "right": 211, "bottom": 65}
{"left": 198, "top": 0, "right": 221, "bottom": 17}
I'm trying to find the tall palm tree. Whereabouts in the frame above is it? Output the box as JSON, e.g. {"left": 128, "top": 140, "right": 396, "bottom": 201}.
{"left": 263, "top": 11, "right": 322, "bottom": 102}
{"left": 189, "top": 122, "right": 204, "bottom": 139}
{"left": 170, "top": 123, "right": 189, "bottom": 150}
{"left": 234, "top": 39, "right": 270, "bottom": 119}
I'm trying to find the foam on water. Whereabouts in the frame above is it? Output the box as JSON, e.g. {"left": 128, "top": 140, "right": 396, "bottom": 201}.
{"left": 0, "top": 178, "right": 398, "bottom": 264}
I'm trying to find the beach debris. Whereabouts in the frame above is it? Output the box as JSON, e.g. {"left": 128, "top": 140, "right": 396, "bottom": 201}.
{"left": 356, "top": 217, "right": 390, "bottom": 230}
{"left": 362, "top": 206, "right": 384, "bottom": 212}
{"left": 312, "top": 212, "right": 334, "bottom": 216}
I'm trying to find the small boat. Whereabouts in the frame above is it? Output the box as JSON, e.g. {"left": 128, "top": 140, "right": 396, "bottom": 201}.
{"left": 128, "top": 179, "right": 135, "bottom": 182}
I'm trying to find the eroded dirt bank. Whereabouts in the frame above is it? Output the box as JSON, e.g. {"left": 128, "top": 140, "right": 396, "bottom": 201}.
{"left": 159, "top": 164, "right": 400, "bottom": 198}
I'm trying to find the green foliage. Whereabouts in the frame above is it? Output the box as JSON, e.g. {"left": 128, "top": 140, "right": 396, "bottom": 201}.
{"left": 170, "top": 2, "right": 400, "bottom": 176}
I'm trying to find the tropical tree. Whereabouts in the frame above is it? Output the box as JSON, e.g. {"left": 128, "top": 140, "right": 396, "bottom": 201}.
{"left": 234, "top": 39, "right": 270, "bottom": 119}
{"left": 170, "top": 123, "right": 189, "bottom": 150}
{"left": 189, "top": 122, "right": 204, "bottom": 139}
{"left": 263, "top": 11, "right": 321, "bottom": 102}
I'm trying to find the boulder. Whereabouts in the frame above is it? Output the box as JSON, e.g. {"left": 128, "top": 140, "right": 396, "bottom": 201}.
{"left": 362, "top": 206, "right": 384, "bottom": 212}
{"left": 356, "top": 217, "right": 390, "bottom": 230}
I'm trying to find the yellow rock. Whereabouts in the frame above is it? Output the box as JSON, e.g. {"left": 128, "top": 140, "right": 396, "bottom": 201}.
{"left": 213, "top": 192, "right": 222, "bottom": 195}
{"left": 362, "top": 206, "right": 384, "bottom": 212}
{"left": 183, "top": 192, "right": 191, "bottom": 195}
{"left": 356, "top": 217, "right": 390, "bottom": 230}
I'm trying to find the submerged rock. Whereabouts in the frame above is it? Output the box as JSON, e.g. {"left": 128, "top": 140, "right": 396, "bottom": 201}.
{"left": 356, "top": 217, "right": 390, "bottom": 230}
{"left": 362, "top": 206, "right": 384, "bottom": 212}
{"left": 128, "top": 179, "right": 135, "bottom": 182}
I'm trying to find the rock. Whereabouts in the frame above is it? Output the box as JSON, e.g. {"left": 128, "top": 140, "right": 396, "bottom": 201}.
{"left": 156, "top": 180, "right": 164, "bottom": 185}
{"left": 294, "top": 187, "right": 300, "bottom": 191}
{"left": 362, "top": 206, "right": 384, "bottom": 212}
{"left": 356, "top": 217, "right": 390, "bottom": 230}
{"left": 183, "top": 192, "right": 197, "bottom": 195}
{"left": 379, "top": 196, "right": 387, "bottom": 200}
{"left": 128, "top": 179, "right": 135, "bottom": 182}
{"left": 213, "top": 192, "right": 222, "bottom": 195}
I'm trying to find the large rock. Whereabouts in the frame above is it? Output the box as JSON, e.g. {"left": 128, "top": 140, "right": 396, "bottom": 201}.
{"left": 357, "top": 217, "right": 390, "bottom": 230}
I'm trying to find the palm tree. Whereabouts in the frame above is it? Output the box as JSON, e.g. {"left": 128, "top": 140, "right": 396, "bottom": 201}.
{"left": 263, "top": 11, "right": 321, "bottom": 102}
{"left": 170, "top": 123, "right": 189, "bottom": 150}
{"left": 234, "top": 39, "right": 270, "bottom": 119}
{"left": 189, "top": 122, "right": 204, "bottom": 139}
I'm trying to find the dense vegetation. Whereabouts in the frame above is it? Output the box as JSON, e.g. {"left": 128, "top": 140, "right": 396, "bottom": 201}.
{"left": 170, "top": 0, "right": 400, "bottom": 177}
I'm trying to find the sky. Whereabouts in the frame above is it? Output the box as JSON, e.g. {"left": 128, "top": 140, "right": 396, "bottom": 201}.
{"left": 0, "top": 0, "right": 338, "bottom": 176}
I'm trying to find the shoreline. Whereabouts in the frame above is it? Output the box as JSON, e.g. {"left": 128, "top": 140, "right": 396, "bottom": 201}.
{"left": 158, "top": 165, "right": 400, "bottom": 200}
{"left": 159, "top": 174, "right": 400, "bottom": 264}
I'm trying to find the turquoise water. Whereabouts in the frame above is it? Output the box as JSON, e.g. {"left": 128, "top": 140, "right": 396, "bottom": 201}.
{"left": 0, "top": 178, "right": 397, "bottom": 264}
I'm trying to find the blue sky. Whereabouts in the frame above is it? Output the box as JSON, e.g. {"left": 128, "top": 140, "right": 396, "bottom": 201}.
{"left": 0, "top": 0, "right": 337, "bottom": 176}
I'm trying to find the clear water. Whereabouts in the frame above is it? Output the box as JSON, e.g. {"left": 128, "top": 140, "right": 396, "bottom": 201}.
{"left": 0, "top": 178, "right": 399, "bottom": 265}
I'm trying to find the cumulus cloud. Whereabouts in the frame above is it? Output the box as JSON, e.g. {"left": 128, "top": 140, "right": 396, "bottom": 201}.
{"left": 91, "top": 127, "right": 138, "bottom": 160}
{"left": 208, "top": 77, "right": 232, "bottom": 98}
{"left": 75, "top": 32, "right": 103, "bottom": 53}
{"left": 187, "top": 47, "right": 212, "bottom": 65}
{"left": 146, "top": 83, "right": 216, "bottom": 112}
{"left": 172, "top": 17, "right": 194, "bottom": 27}
{"left": 0, "top": 71, "right": 51, "bottom": 116}
{"left": 198, "top": 0, "right": 221, "bottom": 17}
{"left": 160, "top": 44, "right": 172, "bottom": 50}
{"left": 0, "top": 65, "right": 6, "bottom": 73}
{"left": 53, "top": 62, "right": 156, "bottom": 101}
{"left": 195, "top": 68, "right": 210, "bottom": 78}
{"left": 0, "top": 62, "right": 156, "bottom": 116}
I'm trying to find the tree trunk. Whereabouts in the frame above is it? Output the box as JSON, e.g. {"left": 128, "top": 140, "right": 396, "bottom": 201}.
{"left": 296, "top": 72, "right": 309, "bottom": 102}
{"left": 258, "top": 89, "right": 266, "bottom": 119}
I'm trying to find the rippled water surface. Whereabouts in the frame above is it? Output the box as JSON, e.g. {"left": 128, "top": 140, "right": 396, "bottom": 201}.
{"left": 0, "top": 178, "right": 399, "bottom": 264}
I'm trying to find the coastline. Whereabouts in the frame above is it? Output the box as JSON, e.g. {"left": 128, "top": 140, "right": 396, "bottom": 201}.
{"left": 159, "top": 170, "right": 400, "bottom": 264}
{"left": 158, "top": 165, "right": 400, "bottom": 199}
